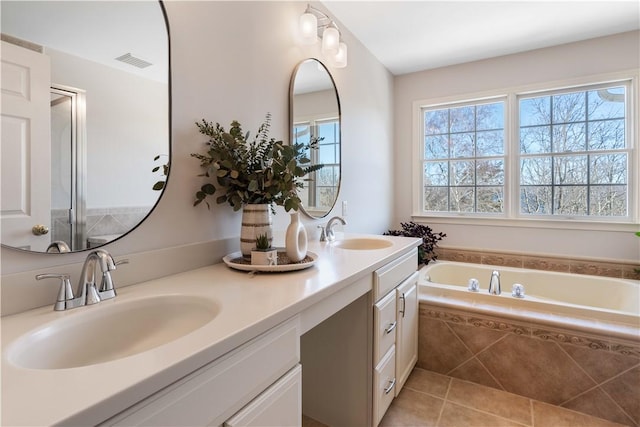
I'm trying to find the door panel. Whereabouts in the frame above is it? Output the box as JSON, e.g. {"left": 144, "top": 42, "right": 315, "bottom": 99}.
{"left": 396, "top": 273, "right": 419, "bottom": 395}
{"left": 1, "top": 41, "right": 51, "bottom": 251}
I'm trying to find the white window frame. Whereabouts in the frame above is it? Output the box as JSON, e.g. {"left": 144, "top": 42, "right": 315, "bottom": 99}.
{"left": 411, "top": 71, "right": 639, "bottom": 233}
{"left": 293, "top": 114, "right": 340, "bottom": 214}
{"left": 420, "top": 96, "right": 508, "bottom": 216}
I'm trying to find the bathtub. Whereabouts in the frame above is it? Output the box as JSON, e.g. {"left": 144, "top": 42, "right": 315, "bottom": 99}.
{"left": 419, "top": 260, "right": 640, "bottom": 341}
{"left": 417, "top": 261, "right": 640, "bottom": 425}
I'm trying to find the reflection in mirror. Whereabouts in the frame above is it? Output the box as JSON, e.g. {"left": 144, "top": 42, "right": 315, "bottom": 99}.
{"left": 290, "top": 59, "right": 341, "bottom": 219}
{"left": 0, "top": 0, "right": 170, "bottom": 253}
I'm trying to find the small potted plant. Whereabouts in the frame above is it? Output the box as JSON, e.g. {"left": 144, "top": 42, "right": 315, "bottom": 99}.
{"left": 251, "top": 233, "right": 278, "bottom": 266}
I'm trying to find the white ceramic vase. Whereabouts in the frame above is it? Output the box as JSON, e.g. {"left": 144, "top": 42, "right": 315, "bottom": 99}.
{"left": 285, "top": 211, "right": 307, "bottom": 262}
{"left": 240, "top": 204, "right": 272, "bottom": 259}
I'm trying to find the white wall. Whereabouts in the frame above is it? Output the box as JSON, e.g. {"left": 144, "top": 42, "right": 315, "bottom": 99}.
{"left": 394, "top": 31, "right": 640, "bottom": 263}
{"left": 294, "top": 90, "right": 338, "bottom": 120}
{"left": 49, "top": 48, "right": 168, "bottom": 209}
{"left": 1, "top": 1, "right": 395, "bottom": 275}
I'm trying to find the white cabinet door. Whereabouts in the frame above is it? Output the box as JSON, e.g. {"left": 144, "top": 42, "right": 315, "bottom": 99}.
{"left": 395, "top": 272, "right": 419, "bottom": 396}
{"left": 1, "top": 41, "right": 52, "bottom": 251}
{"left": 225, "top": 364, "right": 301, "bottom": 427}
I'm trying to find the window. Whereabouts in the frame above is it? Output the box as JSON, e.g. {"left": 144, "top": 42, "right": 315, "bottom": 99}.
{"left": 417, "top": 79, "right": 634, "bottom": 222}
{"left": 293, "top": 118, "right": 340, "bottom": 211}
{"left": 422, "top": 100, "right": 506, "bottom": 213}
{"left": 519, "top": 85, "right": 628, "bottom": 217}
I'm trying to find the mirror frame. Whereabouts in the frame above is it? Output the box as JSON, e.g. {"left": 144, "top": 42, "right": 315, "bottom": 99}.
{"left": 289, "top": 58, "right": 341, "bottom": 219}
{"left": 0, "top": 0, "right": 172, "bottom": 254}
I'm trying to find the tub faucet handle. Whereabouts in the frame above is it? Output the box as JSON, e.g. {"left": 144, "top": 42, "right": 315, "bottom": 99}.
{"left": 468, "top": 278, "right": 480, "bottom": 292}
{"left": 512, "top": 283, "right": 525, "bottom": 298}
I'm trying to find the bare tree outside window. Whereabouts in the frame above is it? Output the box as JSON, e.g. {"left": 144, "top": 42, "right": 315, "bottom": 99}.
{"left": 422, "top": 101, "right": 505, "bottom": 213}
{"left": 519, "top": 85, "right": 627, "bottom": 217}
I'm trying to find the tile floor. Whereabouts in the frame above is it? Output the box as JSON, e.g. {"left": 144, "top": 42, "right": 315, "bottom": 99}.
{"left": 379, "top": 367, "right": 628, "bottom": 427}
{"left": 303, "top": 367, "right": 629, "bottom": 427}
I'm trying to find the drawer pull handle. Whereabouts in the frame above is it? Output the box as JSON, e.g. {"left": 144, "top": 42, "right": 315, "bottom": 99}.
{"left": 384, "top": 378, "right": 396, "bottom": 395}
{"left": 384, "top": 321, "right": 397, "bottom": 334}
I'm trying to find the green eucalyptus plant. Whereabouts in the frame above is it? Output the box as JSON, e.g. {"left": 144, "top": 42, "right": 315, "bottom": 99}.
{"left": 192, "top": 113, "right": 323, "bottom": 212}
{"left": 152, "top": 154, "right": 169, "bottom": 191}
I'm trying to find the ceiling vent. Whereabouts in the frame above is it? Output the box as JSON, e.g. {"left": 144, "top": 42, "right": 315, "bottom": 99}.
{"left": 115, "top": 53, "right": 152, "bottom": 69}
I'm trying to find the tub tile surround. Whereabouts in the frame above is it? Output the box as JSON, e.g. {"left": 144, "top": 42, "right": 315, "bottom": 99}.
{"left": 418, "top": 304, "right": 640, "bottom": 426}
{"left": 377, "top": 367, "right": 627, "bottom": 427}
{"left": 435, "top": 247, "right": 640, "bottom": 280}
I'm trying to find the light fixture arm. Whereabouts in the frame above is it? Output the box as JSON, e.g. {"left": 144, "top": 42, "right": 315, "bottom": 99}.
{"left": 303, "top": 4, "right": 341, "bottom": 38}
{"left": 299, "top": 4, "right": 347, "bottom": 68}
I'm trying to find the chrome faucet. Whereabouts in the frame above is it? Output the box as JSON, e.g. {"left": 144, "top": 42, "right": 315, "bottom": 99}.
{"left": 46, "top": 240, "right": 71, "bottom": 253}
{"left": 488, "top": 270, "right": 501, "bottom": 295}
{"left": 324, "top": 216, "right": 347, "bottom": 242}
{"left": 36, "top": 249, "right": 125, "bottom": 311}
{"left": 78, "top": 249, "right": 117, "bottom": 304}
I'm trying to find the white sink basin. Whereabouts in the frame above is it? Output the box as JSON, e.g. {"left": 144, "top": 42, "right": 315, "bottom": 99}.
{"left": 7, "top": 295, "right": 219, "bottom": 370}
{"left": 332, "top": 238, "right": 393, "bottom": 250}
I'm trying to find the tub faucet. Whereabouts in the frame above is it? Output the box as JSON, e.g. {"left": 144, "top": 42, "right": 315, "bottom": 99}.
{"left": 324, "top": 216, "right": 347, "bottom": 242}
{"left": 488, "top": 270, "right": 501, "bottom": 295}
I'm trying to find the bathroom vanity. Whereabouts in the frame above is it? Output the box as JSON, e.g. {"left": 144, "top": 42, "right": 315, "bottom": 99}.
{"left": 1, "top": 234, "right": 420, "bottom": 426}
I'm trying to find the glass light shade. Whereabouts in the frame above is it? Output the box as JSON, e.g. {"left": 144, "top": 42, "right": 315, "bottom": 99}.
{"left": 299, "top": 12, "right": 318, "bottom": 45}
{"left": 322, "top": 24, "right": 340, "bottom": 56}
{"left": 334, "top": 42, "right": 348, "bottom": 68}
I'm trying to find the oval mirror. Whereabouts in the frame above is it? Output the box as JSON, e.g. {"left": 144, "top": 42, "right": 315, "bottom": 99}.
{"left": 289, "top": 59, "right": 341, "bottom": 219}
{"left": 1, "top": 0, "right": 170, "bottom": 253}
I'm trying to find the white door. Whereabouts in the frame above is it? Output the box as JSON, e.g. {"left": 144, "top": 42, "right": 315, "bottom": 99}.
{"left": 395, "top": 272, "right": 419, "bottom": 395}
{"left": 1, "top": 41, "right": 51, "bottom": 251}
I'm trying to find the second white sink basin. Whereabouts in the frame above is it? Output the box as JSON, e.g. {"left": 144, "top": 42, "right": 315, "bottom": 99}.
{"left": 7, "top": 295, "right": 219, "bottom": 370}
{"left": 332, "top": 238, "right": 393, "bottom": 250}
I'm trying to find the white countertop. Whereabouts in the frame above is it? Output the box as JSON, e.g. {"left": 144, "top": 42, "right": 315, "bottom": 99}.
{"left": 1, "top": 234, "right": 420, "bottom": 426}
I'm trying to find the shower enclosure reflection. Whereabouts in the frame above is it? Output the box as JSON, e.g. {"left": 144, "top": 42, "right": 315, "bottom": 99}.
{"left": 50, "top": 86, "right": 86, "bottom": 251}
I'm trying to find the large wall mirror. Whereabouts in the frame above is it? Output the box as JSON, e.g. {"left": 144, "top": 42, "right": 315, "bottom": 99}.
{"left": 1, "top": 0, "right": 170, "bottom": 253}
{"left": 289, "top": 59, "right": 341, "bottom": 219}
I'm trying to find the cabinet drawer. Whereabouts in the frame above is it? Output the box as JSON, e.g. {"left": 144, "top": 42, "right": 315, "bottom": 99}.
{"left": 373, "top": 248, "right": 417, "bottom": 302}
{"left": 102, "top": 318, "right": 300, "bottom": 427}
{"left": 225, "top": 364, "right": 302, "bottom": 427}
{"left": 373, "top": 346, "right": 396, "bottom": 426}
{"left": 374, "top": 290, "right": 397, "bottom": 364}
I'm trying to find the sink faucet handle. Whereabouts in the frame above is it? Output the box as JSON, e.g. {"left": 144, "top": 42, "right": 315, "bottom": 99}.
{"left": 100, "top": 258, "right": 128, "bottom": 300}
{"left": 36, "top": 273, "right": 74, "bottom": 311}
{"left": 115, "top": 258, "right": 129, "bottom": 267}
{"left": 317, "top": 226, "right": 327, "bottom": 242}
